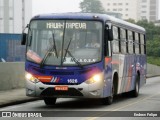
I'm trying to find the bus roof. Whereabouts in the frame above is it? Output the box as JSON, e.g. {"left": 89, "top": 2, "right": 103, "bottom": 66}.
{"left": 31, "top": 12, "right": 145, "bottom": 33}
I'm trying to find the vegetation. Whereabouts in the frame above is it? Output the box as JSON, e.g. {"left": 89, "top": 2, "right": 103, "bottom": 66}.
{"left": 79, "top": 0, "right": 105, "bottom": 13}
{"left": 147, "top": 56, "right": 160, "bottom": 66}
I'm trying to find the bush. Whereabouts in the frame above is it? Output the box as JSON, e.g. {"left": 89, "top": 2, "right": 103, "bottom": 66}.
{"left": 147, "top": 56, "right": 160, "bottom": 66}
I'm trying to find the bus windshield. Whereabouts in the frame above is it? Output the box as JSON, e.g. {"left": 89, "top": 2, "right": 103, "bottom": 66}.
{"left": 26, "top": 20, "right": 103, "bottom": 66}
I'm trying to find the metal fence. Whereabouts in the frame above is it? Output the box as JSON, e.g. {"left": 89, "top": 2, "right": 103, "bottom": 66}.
{"left": 0, "top": 33, "right": 25, "bottom": 62}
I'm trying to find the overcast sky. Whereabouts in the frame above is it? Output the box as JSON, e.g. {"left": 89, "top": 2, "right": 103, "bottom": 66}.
{"left": 32, "top": 0, "right": 82, "bottom": 16}
{"left": 32, "top": 0, "right": 160, "bottom": 19}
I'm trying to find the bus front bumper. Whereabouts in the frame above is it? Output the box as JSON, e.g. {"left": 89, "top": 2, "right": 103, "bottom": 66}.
{"left": 26, "top": 79, "right": 104, "bottom": 98}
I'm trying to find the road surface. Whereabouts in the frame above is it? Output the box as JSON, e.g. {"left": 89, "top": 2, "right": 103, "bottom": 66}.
{"left": 1, "top": 77, "right": 160, "bottom": 120}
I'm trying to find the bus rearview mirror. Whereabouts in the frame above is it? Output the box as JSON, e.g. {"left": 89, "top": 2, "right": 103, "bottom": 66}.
{"left": 21, "top": 33, "right": 27, "bottom": 45}
{"left": 108, "top": 29, "right": 113, "bottom": 41}
{"left": 105, "top": 24, "right": 113, "bottom": 41}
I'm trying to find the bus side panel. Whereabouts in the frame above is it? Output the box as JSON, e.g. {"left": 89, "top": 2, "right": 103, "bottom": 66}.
{"left": 119, "top": 54, "right": 125, "bottom": 93}
{"left": 119, "top": 54, "right": 146, "bottom": 93}
{"left": 129, "top": 54, "right": 146, "bottom": 91}
{"left": 118, "top": 54, "right": 134, "bottom": 94}
{"left": 139, "top": 55, "right": 147, "bottom": 87}
{"left": 111, "top": 54, "right": 123, "bottom": 94}
{"left": 125, "top": 54, "right": 136, "bottom": 92}
{"left": 103, "top": 57, "right": 112, "bottom": 97}
{"left": 112, "top": 54, "right": 136, "bottom": 94}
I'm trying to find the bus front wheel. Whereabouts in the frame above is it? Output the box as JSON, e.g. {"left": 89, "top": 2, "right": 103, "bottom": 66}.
{"left": 43, "top": 97, "right": 57, "bottom": 105}
{"left": 102, "top": 85, "right": 114, "bottom": 105}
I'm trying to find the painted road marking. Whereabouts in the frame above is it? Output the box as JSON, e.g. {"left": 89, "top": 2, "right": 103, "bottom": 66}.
{"left": 84, "top": 92, "right": 160, "bottom": 120}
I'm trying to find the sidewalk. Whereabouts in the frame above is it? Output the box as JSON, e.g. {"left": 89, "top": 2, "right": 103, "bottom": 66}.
{"left": 0, "top": 88, "right": 39, "bottom": 108}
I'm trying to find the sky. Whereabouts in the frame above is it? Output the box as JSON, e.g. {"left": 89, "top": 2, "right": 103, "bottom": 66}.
{"left": 32, "top": 0, "right": 82, "bottom": 16}
{"left": 32, "top": 0, "right": 160, "bottom": 19}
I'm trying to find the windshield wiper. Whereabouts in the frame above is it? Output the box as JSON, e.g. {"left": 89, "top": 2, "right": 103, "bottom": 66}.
{"left": 67, "top": 50, "right": 83, "bottom": 69}
{"left": 52, "top": 33, "right": 58, "bottom": 58}
{"left": 63, "top": 38, "right": 72, "bottom": 62}
{"left": 63, "top": 38, "right": 83, "bottom": 68}
{"left": 40, "top": 33, "right": 58, "bottom": 68}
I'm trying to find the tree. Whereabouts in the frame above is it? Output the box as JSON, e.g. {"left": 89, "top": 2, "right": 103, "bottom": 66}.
{"left": 126, "top": 19, "right": 136, "bottom": 24}
{"left": 136, "top": 20, "right": 160, "bottom": 57}
{"left": 80, "top": 0, "right": 105, "bottom": 13}
{"left": 136, "top": 20, "right": 160, "bottom": 41}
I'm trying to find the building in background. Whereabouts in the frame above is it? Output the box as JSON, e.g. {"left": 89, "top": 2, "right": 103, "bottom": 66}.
{"left": 100, "top": 0, "right": 159, "bottom": 22}
{"left": 100, "top": 0, "right": 139, "bottom": 21}
{"left": 154, "top": 20, "right": 160, "bottom": 26}
{"left": 139, "top": 0, "right": 159, "bottom": 22}
{"left": 0, "top": 0, "right": 32, "bottom": 33}
{"left": 0, "top": 33, "right": 25, "bottom": 62}
{"left": 106, "top": 12, "right": 122, "bottom": 19}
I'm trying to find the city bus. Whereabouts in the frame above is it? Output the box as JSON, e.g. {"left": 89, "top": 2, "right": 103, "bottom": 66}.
{"left": 21, "top": 13, "right": 146, "bottom": 105}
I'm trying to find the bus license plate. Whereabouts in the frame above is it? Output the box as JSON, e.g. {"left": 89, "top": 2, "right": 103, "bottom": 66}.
{"left": 55, "top": 86, "right": 68, "bottom": 91}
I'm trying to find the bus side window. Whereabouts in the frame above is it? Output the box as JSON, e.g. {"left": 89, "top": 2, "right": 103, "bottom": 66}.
{"left": 140, "top": 34, "right": 145, "bottom": 54}
{"left": 120, "top": 28, "right": 127, "bottom": 54}
{"left": 144, "top": 35, "right": 146, "bottom": 54}
{"left": 128, "top": 30, "right": 133, "bottom": 54}
{"left": 112, "top": 26, "right": 119, "bottom": 53}
{"left": 135, "top": 32, "right": 139, "bottom": 54}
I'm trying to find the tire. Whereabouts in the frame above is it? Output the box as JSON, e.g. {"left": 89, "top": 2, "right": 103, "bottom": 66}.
{"left": 43, "top": 97, "right": 57, "bottom": 105}
{"left": 130, "top": 75, "right": 140, "bottom": 97}
{"left": 102, "top": 85, "right": 114, "bottom": 105}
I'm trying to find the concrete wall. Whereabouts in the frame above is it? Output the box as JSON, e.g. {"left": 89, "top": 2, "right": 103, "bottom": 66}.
{"left": 0, "top": 62, "right": 160, "bottom": 91}
{"left": 0, "top": 62, "right": 25, "bottom": 91}
{"left": 147, "top": 63, "right": 160, "bottom": 77}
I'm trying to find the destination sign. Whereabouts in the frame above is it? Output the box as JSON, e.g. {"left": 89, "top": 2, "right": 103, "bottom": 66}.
{"left": 46, "top": 22, "right": 87, "bottom": 29}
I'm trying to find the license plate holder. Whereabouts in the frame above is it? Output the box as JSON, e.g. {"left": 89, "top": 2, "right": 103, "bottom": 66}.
{"left": 55, "top": 86, "right": 68, "bottom": 91}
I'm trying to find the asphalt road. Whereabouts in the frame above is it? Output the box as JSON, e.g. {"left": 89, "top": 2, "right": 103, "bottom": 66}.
{"left": 1, "top": 77, "right": 160, "bottom": 120}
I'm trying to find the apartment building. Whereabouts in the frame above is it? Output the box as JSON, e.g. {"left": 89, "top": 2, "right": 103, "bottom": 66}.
{"left": 0, "top": 0, "right": 32, "bottom": 33}
{"left": 100, "top": 0, "right": 159, "bottom": 22}
{"left": 139, "top": 0, "right": 159, "bottom": 21}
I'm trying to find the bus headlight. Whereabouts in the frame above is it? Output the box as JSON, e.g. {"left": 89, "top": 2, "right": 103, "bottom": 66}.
{"left": 25, "top": 72, "right": 39, "bottom": 83}
{"left": 93, "top": 74, "right": 101, "bottom": 82}
{"left": 85, "top": 74, "right": 102, "bottom": 84}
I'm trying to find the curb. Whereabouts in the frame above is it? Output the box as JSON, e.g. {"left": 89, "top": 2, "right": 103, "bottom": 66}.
{"left": 0, "top": 98, "right": 40, "bottom": 108}
{"left": 146, "top": 75, "right": 160, "bottom": 78}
